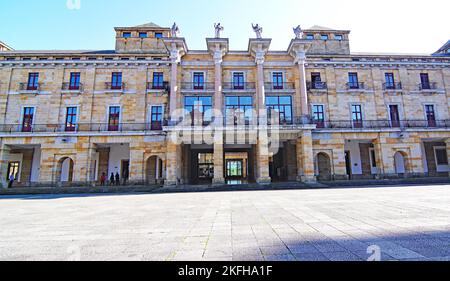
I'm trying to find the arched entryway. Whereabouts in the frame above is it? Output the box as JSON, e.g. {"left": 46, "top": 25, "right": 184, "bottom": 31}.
{"left": 316, "top": 152, "right": 332, "bottom": 181}
{"left": 146, "top": 156, "right": 164, "bottom": 185}
{"left": 56, "top": 157, "right": 74, "bottom": 183}
{"left": 394, "top": 151, "right": 408, "bottom": 176}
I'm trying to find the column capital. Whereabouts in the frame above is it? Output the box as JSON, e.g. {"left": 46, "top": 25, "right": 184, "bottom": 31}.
{"left": 206, "top": 38, "right": 229, "bottom": 64}
{"left": 287, "top": 39, "right": 312, "bottom": 64}
{"left": 248, "top": 38, "right": 271, "bottom": 64}
{"left": 162, "top": 37, "right": 188, "bottom": 63}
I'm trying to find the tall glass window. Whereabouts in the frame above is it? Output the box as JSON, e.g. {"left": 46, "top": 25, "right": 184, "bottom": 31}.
{"left": 108, "top": 106, "right": 120, "bottom": 131}
{"left": 150, "top": 106, "right": 163, "bottom": 130}
{"left": 27, "top": 73, "right": 39, "bottom": 90}
{"left": 233, "top": 72, "right": 245, "bottom": 89}
{"left": 152, "top": 72, "right": 164, "bottom": 89}
{"left": 272, "top": 72, "right": 283, "bottom": 89}
{"left": 193, "top": 72, "right": 205, "bottom": 90}
{"left": 348, "top": 73, "right": 359, "bottom": 89}
{"left": 351, "top": 105, "right": 363, "bottom": 128}
{"left": 69, "top": 72, "right": 81, "bottom": 90}
{"left": 225, "top": 96, "right": 253, "bottom": 125}
{"left": 22, "top": 107, "right": 34, "bottom": 132}
{"left": 111, "top": 72, "right": 122, "bottom": 90}
{"left": 184, "top": 96, "right": 213, "bottom": 125}
{"left": 266, "top": 96, "right": 293, "bottom": 124}
{"left": 312, "top": 105, "right": 325, "bottom": 128}
{"left": 385, "top": 73, "right": 395, "bottom": 89}
{"left": 65, "top": 107, "right": 78, "bottom": 132}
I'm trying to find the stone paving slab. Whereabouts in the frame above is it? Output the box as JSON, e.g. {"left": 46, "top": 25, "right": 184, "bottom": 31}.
{"left": 0, "top": 184, "right": 450, "bottom": 261}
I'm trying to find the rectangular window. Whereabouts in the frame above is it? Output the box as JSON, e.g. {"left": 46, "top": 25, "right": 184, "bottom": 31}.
{"left": 225, "top": 96, "right": 253, "bottom": 125}
{"left": 351, "top": 105, "right": 363, "bottom": 128}
{"left": 139, "top": 32, "right": 148, "bottom": 38}
{"left": 321, "top": 34, "right": 329, "bottom": 40}
{"left": 152, "top": 72, "right": 164, "bottom": 89}
{"left": 27, "top": 73, "right": 39, "bottom": 90}
{"left": 425, "top": 105, "right": 436, "bottom": 127}
{"left": 111, "top": 72, "right": 122, "bottom": 90}
{"left": 193, "top": 72, "right": 205, "bottom": 90}
{"left": 272, "top": 72, "right": 284, "bottom": 89}
{"left": 150, "top": 106, "right": 163, "bottom": 131}
{"left": 306, "top": 34, "right": 314, "bottom": 40}
{"left": 108, "top": 106, "right": 120, "bottom": 131}
{"left": 435, "top": 148, "right": 449, "bottom": 166}
{"left": 266, "top": 96, "right": 293, "bottom": 125}
{"left": 184, "top": 96, "right": 213, "bottom": 125}
{"left": 155, "top": 32, "right": 163, "bottom": 39}
{"left": 69, "top": 72, "right": 81, "bottom": 90}
{"left": 348, "top": 73, "right": 359, "bottom": 89}
{"left": 311, "top": 73, "right": 322, "bottom": 89}
{"left": 312, "top": 105, "right": 325, "bottom": 128}
{"left": 7, "top": 162, "right": 20, "bottom": 181}
{"left": 335, "top": 34, "right": 343, "bottom": 41}
{"left": 385, "top": 73, "right": 395, "bottom": 89}
{"left": 420, "top": 73, "right": 430, "bottom": 89}
{"left": 233, "top": 72, "right": 245, "bottom": 89}
{"left": 389, "top": 105, "right": 400, "bottom": 128}
{"left": 122, "top": 32, "right": 131, "bottom": 38}
{"left": 22, "top": 107, "right": 34, "bottom": 132}
{"left": 65, "top": 107, "right": 78, "bottom": 132}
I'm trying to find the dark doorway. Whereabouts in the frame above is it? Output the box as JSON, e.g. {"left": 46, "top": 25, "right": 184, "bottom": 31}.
{"left": 121, "top": 160, "right": 130, "bottom": 182}
{"left": 345, "top": 151, "right": 352, "bottom": 179}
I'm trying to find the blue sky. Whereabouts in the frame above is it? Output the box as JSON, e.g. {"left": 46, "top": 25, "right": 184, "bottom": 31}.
{"left": 1, "top": 0, "right": 449, "bottom": 54}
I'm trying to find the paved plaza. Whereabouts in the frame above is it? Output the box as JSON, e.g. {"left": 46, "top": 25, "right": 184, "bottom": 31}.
{"left": 0, "top": 184, "right": 450, "bottom": 261}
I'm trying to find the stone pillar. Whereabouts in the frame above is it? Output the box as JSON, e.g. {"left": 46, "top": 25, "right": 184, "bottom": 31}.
{"left": 39, "top": 147, "right": 55, "bottom": 185}
{"left": 169, "top": 45, "right": 181, "bottom": 118}
{"left": 256, "top": 56, "right": 266, "bottom": 115}
{"left": 213, "top": 141, "right": 225, "bottom": 185}
{"left": 296, "top": 131, "right": 316, "bottom": 183}
{"left": 129, "top": 143, "right": 145, "bottom": 185}
{"left": 165, "top": 141, "right": 182, "bottom": 186}
{"left": 373, "top": 137, "right": 385, "bottom": 178}
{"left": 0, "top": 143, "right": 10, "bottom": 188}
{"left": 256, "top": 134, "right": 271, "bottom": 184}
{"left": 446, "top": 138, "right": 450, "bottom": 178}
{"left": 297, "top": 53, "right": 309, "bottom": 118}
{"left": 214, "top": 51, "right": 223, "bottom": 113}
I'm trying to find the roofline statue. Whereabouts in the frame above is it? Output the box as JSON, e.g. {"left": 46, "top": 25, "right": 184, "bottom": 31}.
{"left": 171, "top": 22, "right": 180, "bottom": 38}
{"left": 293, "top": 25, "right": 303, "bottom": 39}
{"left": 252, "top": 24, "right": 263, "bottom": 39}
{"left": 214, "top": 23, "right": 224, "bottom": 38}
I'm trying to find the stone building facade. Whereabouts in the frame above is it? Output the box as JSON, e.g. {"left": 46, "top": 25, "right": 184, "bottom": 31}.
{"left": 0, "top": 22, "right": 449, "bottom": 188}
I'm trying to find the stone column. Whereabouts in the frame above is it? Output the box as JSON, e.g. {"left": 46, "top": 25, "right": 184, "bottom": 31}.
{"left": 213, "top": 141, "right": 225, "bottom": 185}
{"left": 214, "top": 49, "right": 223, "bottom": 114}
{"left": 0, "top": 143, "right": 10, "bottom": 188}
{"left": 38, "top": 147, "right": 54, "bottom": 185}
{"left": 297, "top": 52, "right": 309, "bottom": 118}
{"left": 169, "top": 45, "right": 181, "bottom": 118}
{"left": 256, "top": 137, "right": 272, "bottom": 185}
{"left": 296, "top": 131, "right": 316, "bottom": 183}
{"left": 446, "top": 138, "right": 450, "bottom": 178}
{"left": 256, "top": 55, "right": 266, "bottom": 115}
{"left": 129, "top": 142, "right": 145, "bottom": 185}
{"left": 165, "top": 141, "right": 182, "bottom": 186}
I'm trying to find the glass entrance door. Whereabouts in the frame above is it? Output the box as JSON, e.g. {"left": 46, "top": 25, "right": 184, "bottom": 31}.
{"left": 226, "top": 160, "right": 244, "bottom": 179}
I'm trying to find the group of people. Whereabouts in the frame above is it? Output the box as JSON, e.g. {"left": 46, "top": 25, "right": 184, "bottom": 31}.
{"left": 99, "top": 170, "right": 129, "bottom": 186}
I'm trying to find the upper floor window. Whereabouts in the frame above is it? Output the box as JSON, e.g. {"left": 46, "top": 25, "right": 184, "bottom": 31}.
{"left": 272, "top": 72, "right": 284, "bottom": 89}
{"left": 111, "top": 72, "right": 122, "bottom": 90}
{"left": 310, "top": 73, "right": 323, "bottom": 89}
{"left": 335, "top": 34, "right": 343, "bottom": 41}
{"left": 155, "top": 32, "right": 163, "bottom": 39}
{"left": 312, "top": 105, "right": 325, "bottom": 128}
{"left": 184, "top": 96, "right": 213, "bottom": 125}
{"left": 108, "top": 106, "right": 121, "bottom": 131}
{"left": 266, "top": 96, "right": 293, "bottom": 125}
{"left": 22, "top": 107, "right": 35, "bottom": 132}
{"left": 27, "top": 73, "right": 39, "bottom": 90}
{"left": 150, "top": 106, "right": 163, "bottom": 131}
{"left": 351, "top": 104, "right": 363, "bottom": 128}
{"left": 193, "top": 72, "right": 205, "bottom": 90}
{"left": 420, "top": 73, "right": 430, "bottom": 90}
{"left": 348, "top": 72, "right": 359, "bottom": 89}
{"left": 122, "top": 32, "right": 132, "bottom": 38}
{"left": 65, "top": 107, "right": 78, "bottom": 132}
{"left": 233, "top": 72, "right": 245, "bottom": 89}
{"left": 385, "top": 73, "right": 395, "bottom": 89}
{"left": 225, "top": 96, "right": 253, "bottom": 125}
{"left": 139, "top": 32, "right": 148, "bottom": 38}
{"left": 306, "top": 34, "right": 314, "bottom": 40}
{"left": 69, "top": 72, "right": 81, "bottom": 90}
{"left": 321, "top": 34, "right": 329, "bottom": 40}
{"left": 152, "top": 72, "right": 164, "bottom": 89}
{"left": 425, "top": 105, "right": 436, "bottom": 127}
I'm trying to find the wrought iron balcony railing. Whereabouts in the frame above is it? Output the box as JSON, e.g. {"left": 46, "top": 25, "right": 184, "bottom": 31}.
{"left": 383, "top": 82, "right": 402, "bottom": 90}
{"left": 222, "top": 82, "right": 256, "bottom": 91}
{"left": 147, "top": 82, "right": 170, "bottom": 91}
{"left": 181, "top": 82, "right": 215, "bottom": 91}
{"left": 62, "top": 82, "right": 84, "bottom": 92}
{"left": 307, "top": 81, "right": 328, "bottom": 90}
{"left": 105, "top": 82, "right": 126, "bottom": 91}
{"left": 264, "top": 82, "right": 295, "bottom": 91}
{"left": 346, "top": 82, "right": 365, "bottom": 90}
{"left": 419, "top": 82, "right": 438, "bottom": 91}
{"left": 19, "top": 83, "right": 41, "bottom": 92}
{"left": 313, "top": 119, "right": 450, "bottom": 129}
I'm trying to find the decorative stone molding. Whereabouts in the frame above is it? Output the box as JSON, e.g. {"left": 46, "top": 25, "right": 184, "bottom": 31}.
{"left": 248, "top": 38, "right": 271, "bottom": 64}
{"left": 206, "top": 38, "right": 229, "bottom": 64}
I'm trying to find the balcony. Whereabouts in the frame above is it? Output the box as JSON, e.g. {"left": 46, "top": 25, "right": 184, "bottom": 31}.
{"left": 180, "top": 82, "right": 215, "bottom": 92}
{"left": 346, "top": 82, "right": 365, "bottom": 91}
{"left": 61, "top": 83, "right": 83, "bottom": 94}
{"left": 0, "top": 123, "right": 164, "bottom": 134}
{"left": 382, "top": 82, "right": 402, "bottom": 91}
{"left": 307, "top": 81, "right": 328, "bottom": 91}
{"left": 104, "top": 82, "right": 126, "bottom": 94}
{"left": 264, "top": 82, "right": 295, "bottom": 92}
{"left": 18, "top": 83, "right": 41, "bottom": 94}
{"left": 147, "top": 82, "right": 170, "bottom": 94}
{"left": 313, "top": 120, "right": 450, "bottom": 130}
{"left": 418, "top": 82, "right": 445, "bottom": 93}
{"left": 223, "top": 82, "right": 256, "bottom": 92}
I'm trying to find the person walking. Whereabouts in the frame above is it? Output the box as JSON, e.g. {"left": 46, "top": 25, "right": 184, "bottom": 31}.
{"left": 110, "top": 173, "right": 115, "bottom": 186}
{"left": 100, "top": 172, "right": 106, "bottom": 186}
{"left": 115, "top": 172, "right": 120, "bottom": 186}
{"left": 122, "top": 169, "right": 129, "bottom": 186}
{"left": 8, "top": 173, "right": 15, "bottom": 188}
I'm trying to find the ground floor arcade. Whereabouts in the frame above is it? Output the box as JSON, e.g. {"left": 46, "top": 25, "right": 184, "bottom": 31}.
{"left": 1, "top": 130, "right": 450, "bottom": 188}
